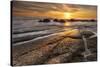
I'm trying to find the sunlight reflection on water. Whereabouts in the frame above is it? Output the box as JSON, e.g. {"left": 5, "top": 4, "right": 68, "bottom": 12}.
{"left": 64, "top": 22, "right": 71, "bottom": 26}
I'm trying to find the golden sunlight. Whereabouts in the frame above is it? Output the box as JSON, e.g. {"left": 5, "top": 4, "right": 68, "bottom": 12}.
{"left": 64, "top": 22, "right": 71, "bottom": 26}
{"left": 64, "top": 13, "right": 71, "bottom": 19}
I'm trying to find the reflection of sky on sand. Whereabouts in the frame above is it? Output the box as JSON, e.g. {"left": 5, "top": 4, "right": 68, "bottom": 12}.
{"left": 66, "top": 29, "right": 80, "bottom": 36}
{"left": 63, "top": 28, "right": 80, "bottom": 37}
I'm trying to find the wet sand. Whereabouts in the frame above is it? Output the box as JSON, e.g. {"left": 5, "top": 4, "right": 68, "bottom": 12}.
{"left": 12, "top": 19, "right": 97, "bottom": 66}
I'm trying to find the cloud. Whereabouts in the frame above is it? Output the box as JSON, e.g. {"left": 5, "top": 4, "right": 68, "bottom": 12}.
{"left": 12, "top": 1, "right": 97, "bottom": 19}
{"left": 12, "top": 1, "right": 81, "bottom": 13}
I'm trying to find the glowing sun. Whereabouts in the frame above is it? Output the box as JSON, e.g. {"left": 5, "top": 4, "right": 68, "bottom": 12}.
{"left": 64, "top": 13, "right": 71, "bottom": 19}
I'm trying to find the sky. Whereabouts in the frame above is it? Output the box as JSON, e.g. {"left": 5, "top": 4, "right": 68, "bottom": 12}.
{"left": 12, "top": 1, "right": 97, "bottom": 19}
